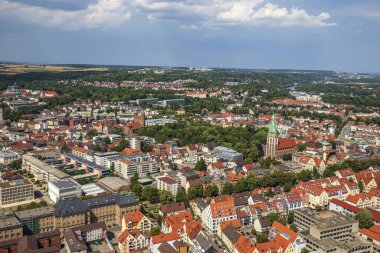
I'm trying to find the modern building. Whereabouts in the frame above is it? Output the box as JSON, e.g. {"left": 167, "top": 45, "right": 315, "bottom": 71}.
{"left": 48, "top": 179, "right": 82, "bottom": 203}
{"left": 156, "top": 176, "right": 179, "bottom": 196}
{"left": 0, "top": 150, "right": 20, "bottom": 165}
{"left": 294, "top": 208, "right": 370, "bottom": 253}
{"left": 0, "top": 179, "right": 34, "bottom": 206}
{"left": 202, "top": 196, "right": 237, "bottom": 233}
{"left": 115, "top": 159, "right": 158, "bottom": 179}
{"left": 22, "top": 154, "right": 69, "bottom": 182}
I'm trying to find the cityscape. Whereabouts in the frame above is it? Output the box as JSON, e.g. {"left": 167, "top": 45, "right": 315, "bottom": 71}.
{"left": 1, "top": 1, "right": 380, "bottom": 253}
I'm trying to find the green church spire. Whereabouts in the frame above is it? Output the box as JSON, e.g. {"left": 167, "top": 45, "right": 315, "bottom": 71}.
{"left": 268, "top": 112, "right": 278, "bottom": 134}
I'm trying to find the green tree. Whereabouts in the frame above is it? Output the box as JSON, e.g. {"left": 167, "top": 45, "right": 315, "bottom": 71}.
{"left": 194, "top": 158, "right": 207, "bottom": 171}
{"left": 131, "top": 183, "right": 143, "bottom": 199}
{"left": 313, "top": 167, "right": 321, "bottom": 179}
{"left": 297, "top": 143, "right": 307, "bottom": 152}
{"left": 287, "top": 211, "right": 294, "bottom": 224}
{"left": 160, "top": 190, "right": 174, "bottom": 204}
{"left": 301, "top": 248, "right": 309, "bottom": 253}
{"left": 234, "top": 179, "right": 248, "bottom": 193}
{"left": 176, "top": 188, "right": 188, "bottom": 205}
{"left": 268, "top": 213, "right": 285, "bottom": 225}
{"left": 141, "top": 143, "right": 153, "bottom": 152}
{"left": 355, "top": 209, "right": 374, "bottom": 229}
{"left": 188, "top": 184, "right": 203, "bottom": 200}
{"left": 150, "top": 226, "right": 161, "bottom": 236}
{"left": 358, "top": 180, "right": 365, "bottom": 193}
{"left": 222, "top": 182, "right": 234, "bottom": 195}
{"left": 289, "top": 223, "right": 298, "bottom": 232}
{"left": 9, "top": 159, "right": 22, "bottom": 170}
{"left": 86, "top": 129, "right": 98, "bottom": 138}
{"left": 256, "top": 234, "right": 269, "bottom": 243}
{"left": 282, "top": 154, "right": 292, "bottom": 161}
{"left": 283, "top": 182, "right": 292, "bottom": 192}
{"left": 142, "top": 186, "right": 160, "bottom": 203}
{"left": 204, "top": 185, "right": 219, "bottom": 197}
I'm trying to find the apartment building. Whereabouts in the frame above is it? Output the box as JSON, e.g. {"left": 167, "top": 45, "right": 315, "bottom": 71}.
{"left": 0, "top": 150, "right": 20, "bottom": 165}
{"left": 115, "top": 159, "right": 158, "bottom": 179}
{"left": 294, "top": 208, "right": 370, "bottom": 253}
{"left": 156, "top": 176, "right": 179, "bottom": 196}
{"left": 22, "top": 154, "right": 69, "bottom": 182}
{"left": 48, "top": 179, "right": 82, "bottom": 203}
{"left": 15, "top": 206, "right": 56, "bottom": 235}
{"left": 54, "top": 193, "right": 139, "bottom": 232}
{"left": 0, "top": 179, "right": 34, "bottom": 206}
{"left": 0, "top": 216, "right": 23, "bottom": 242}
{"left": 202, "top": 196, "right": 237, "bottom": 233}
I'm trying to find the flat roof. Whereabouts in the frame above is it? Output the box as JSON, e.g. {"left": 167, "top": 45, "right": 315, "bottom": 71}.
{"left": 51, "top": 179, "right": 80, "bottom": 189}
{"left": 15, "top": 206, "right": 55, "bottom": 220}
{"left": 0, "top": 178, "right": 32, "bottom": 189}
{"left": 0, "top": 216, "right": 22, "bottom": 229}
{"left": 23, "top": 154, "right": 69, "bottom": 179}
{"left": 98, "top": 177, "right": 129, "bottom": 191}
{"left": 296, "top": 208, "right": 357, "bottom": 229}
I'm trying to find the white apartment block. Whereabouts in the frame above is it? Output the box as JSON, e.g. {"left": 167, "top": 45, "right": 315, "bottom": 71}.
{"left": 156, "top": 176, "right": 179, "bottom": 196}
{"left": 48, "top": 179, "right": 82, "bottom": 203}
{"left": 115, "top": 159, "right": 158, "bottom": 179}
{"left": 0, "top": 150, "right": 20, "bottom": 165}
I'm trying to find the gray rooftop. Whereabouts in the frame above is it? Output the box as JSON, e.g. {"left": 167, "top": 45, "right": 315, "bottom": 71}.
{"left": 15, "top": 206, "right": 55, "bottom": 220}
{"left": 51, "top": 179, "right": 80, "bottom": 190}
{"left": 0, "top": 216, "right": 22, "bottom": 230}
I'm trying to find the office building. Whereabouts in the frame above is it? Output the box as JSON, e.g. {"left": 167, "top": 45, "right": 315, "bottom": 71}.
{"left": 48, "top": 179, "right": 82, "bottom": 203}
{"left": 0, "top": 179, "right": 34, "bottom": 206}
{"left": 22, "top": 155, "right": 69, "bottom": 182}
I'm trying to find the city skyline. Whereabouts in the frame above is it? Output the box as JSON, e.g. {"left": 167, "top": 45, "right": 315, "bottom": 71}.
{"left": 0, "top": 0, "right": 380, "bottom": 72}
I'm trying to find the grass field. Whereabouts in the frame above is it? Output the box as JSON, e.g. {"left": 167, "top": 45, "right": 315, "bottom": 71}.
{"left": 0, "top": 64, "right": 107, "bottom": 75}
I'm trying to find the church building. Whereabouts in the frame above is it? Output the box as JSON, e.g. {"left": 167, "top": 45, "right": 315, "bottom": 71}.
{"left": 265, "top": 113, "right": 297, "bottom": 159}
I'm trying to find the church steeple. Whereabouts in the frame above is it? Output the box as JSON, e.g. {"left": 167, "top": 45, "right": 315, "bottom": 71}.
{"left": 268, "top": 112, "right": 278, "bottom": 135}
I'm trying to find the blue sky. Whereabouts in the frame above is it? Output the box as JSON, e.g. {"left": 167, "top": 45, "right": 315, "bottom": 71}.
{"left": 0, "top": 0, "right": 379, "bottom": 72}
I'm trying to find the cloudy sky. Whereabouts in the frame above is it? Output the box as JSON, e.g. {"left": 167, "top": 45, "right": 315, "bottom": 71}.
{"left": 0, "top": 0, "right": 379, "bottom": 72}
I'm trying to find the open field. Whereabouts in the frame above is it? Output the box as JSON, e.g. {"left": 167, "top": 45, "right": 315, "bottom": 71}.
{"left": 0, "top": 64, "right": 107, "bottom": 75}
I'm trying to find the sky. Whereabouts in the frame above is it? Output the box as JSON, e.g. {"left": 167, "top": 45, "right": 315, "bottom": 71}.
{"left": 0, "top": 0, "right": 379, "bottom": 72}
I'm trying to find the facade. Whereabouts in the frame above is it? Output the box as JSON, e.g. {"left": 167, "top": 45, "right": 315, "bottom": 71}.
{"left": 202, "top": 196, "right": 237, "bottom": 233}
{"left": 156, "top": 176, "right": 179, "bottom": 196}
{"left": 48, "top": 179, "right": 82, "bottom": 203}
{"left": 0, "top": 179, "right": 34, "bottom": 206}
{"left": 265, "top": 113, "right": 297, "bottom": 159}
{"left": 0, "top": 150, "right": 20, "bottom": 165}
{"left": 0, "top": 216, "right": 23, "bottom": 242}
{"left": 22, "top": 154, "right": 69, "bottom": 182}
{"left": 115, "top": 159, "right": 158, "bottom": 179}
{"left": 64, "top": 221, "right": 114, "bottom": 253}
{"left": 15, "top": 206, "right": 56, "bottom": 235}
{"left": 294, "top": 208, "right": 370, "bottom": 253}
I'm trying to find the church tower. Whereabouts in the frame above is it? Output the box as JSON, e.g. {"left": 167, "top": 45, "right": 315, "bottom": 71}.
{"left": 265, "top": 113, "right": 279, "bottom": 158}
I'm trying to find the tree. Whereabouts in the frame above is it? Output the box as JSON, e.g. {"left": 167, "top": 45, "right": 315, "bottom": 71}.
{"left": 204, "top": 185, "right": 219, "bottom": 197}
{"left": 131, "top": 172, "right": 139, "bottom": 185}
{"left": 355, "top": 209, "right": 374, "bottom": 229}
{"left": 289, "top": 223, "right": 298, "bottom": 232}
{"left": 188, "top": 184, "right": 203, "bottom": 200}
{"left": 141, "top": 143, "right": 153, "bottom": 152}
{"left": 268, "top": 213, "right": 285, "bottom": 225}
{"left": 222, "top": 182, "right": 234, "bottom": 195}
{"left": 9, "top": 159, "right": 22, "bottom": 170}
{"left": 160, "top": 190, "right": 174, "bottom": 204}
{"left": 287, "top": 211, "right": 294, "bottom": 224}
{"left": 142, "top": 186, "right": 160, "bottom": 203}
{"left": 297, "top": 143, "right": 307, "bottom": 152}
{"left": 86, "top": 129, "right": 98, "bottom": 138}
{"left": 301, "top": 248, "right": 309, "bottom": 253}
{"left": 194, "top": 158, "right": 207, "bottom": 171}
{"left": 283, "top": 182, "right": 292, "bottom": 192}
{"left": 282, "top": 154, "right": 292, "bottom": 161}
{"left": 312, "top": 167, "right": 321, "bottom": 179}
{"left": 297, "top": 170, "right": 312, "bottom": 182}
{"left": 176, "top": 188, "right": 188, "bottom": 205}
{"left": 358, "top": 180, "right": 365, "bottom": 193}
{"left": 256, "top": 234, "right": 269, "bottom": 243}
{"left": 131, "top": 183, "right": 143, "bottom": 199}
{"left": 234, "top": 179, "right": 248, "bottom": 193}
{"left": 150, "top": 226, "right": 161, "bottom": 236}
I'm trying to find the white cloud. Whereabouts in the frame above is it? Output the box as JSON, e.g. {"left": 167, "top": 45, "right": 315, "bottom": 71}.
{"left": 0, "top": 0, "right": 131, "bottom": 30}
{"left": 179, "top": 24, "right": 199, "bottom": 30}
{"left": 133, "top": 0, "right": 336, "bottom": 28}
